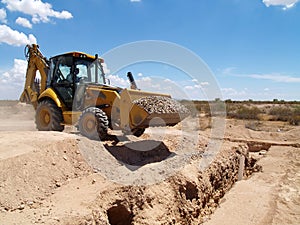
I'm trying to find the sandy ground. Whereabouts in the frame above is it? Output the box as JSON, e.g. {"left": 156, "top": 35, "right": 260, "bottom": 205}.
{"left": 204, "top": 145, "right": 300, "bottom": 225}
{"left": 0, "top": 101, "right": 299, "bottom": 224}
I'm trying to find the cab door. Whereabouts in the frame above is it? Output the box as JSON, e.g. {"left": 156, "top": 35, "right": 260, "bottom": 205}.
{"left": 50, "top": 56, "right": 75, "bottom": 109}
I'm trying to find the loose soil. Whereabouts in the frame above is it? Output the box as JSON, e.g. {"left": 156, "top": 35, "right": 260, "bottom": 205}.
{"left": 0, "top": 101, "right": 299, "bottom": 224}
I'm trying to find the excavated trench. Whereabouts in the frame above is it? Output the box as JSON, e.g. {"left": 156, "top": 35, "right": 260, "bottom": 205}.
{"left": 71, "top": 142, "right": 263, "bottom": 225}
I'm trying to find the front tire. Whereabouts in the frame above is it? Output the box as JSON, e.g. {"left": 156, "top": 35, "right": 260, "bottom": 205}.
{"left": 78, "top": 107, "right": 109, "bottom": 140}
{"left": 35, "top": 100, "right": 64, "bottom": 131}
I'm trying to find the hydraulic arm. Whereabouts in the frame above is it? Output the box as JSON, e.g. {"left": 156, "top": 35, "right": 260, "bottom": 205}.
{"left": 19, "top": 44, "right": 49, "bottom": 108}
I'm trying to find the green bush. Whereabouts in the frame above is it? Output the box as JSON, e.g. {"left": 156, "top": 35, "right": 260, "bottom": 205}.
{"left": 228, "top": 106, "right": 261, "bottom": 120}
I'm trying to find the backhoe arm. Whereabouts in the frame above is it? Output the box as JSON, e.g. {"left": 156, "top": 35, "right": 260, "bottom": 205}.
{"left": 19, "top": 44, "right": 49, "bottom": 109}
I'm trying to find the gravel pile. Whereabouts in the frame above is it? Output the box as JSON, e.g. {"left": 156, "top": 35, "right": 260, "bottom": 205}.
{"left": 133, "top": 96, "right": 190, "bottom": 114}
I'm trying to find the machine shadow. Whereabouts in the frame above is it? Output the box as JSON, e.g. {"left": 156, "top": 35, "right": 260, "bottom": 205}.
{"left": 103, "top": 138, "right": 175, "bottom": 169}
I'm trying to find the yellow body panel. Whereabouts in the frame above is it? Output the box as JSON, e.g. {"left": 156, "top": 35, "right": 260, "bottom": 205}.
{"left": 62, "top": 111, "right": 81, "bottom": 125}
{"left": 84, "top": 87, "right": 120, "bottom": 115}
{"left": 38, "top": 88, "right": 63, "bottom": 108}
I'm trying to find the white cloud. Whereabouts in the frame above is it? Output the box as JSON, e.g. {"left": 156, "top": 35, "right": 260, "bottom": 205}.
{"left": 107, "top": 74, "right": 129, "bottom": 87}
{"left": 139, "top": 76, "right": 151, "bottom": 82}
{"left": 190, "top": 77, "right": 210, "bottom": 87}
{"left": 248, "top": 73, "right": 300, "bottom": 83}
{"left": 0, "top": 24, "right": 37, "bottom": 46}
{"left": 200, "top": 82, "right": 209, "bottom": 86}
{"left": 105, "top": 73, "right": 190, "bottom": 99}
{"left": 184, "top": 85, "right": 194, "bottom": 90}
{"left": 221, "top": 87, "right": 288, "bottom": 101}
{"left": 219, "top": 67, "right": 300, "bottom": 100}
{"left": 16, "top": 17, "right": 32, "bottom": 28}
{"left": 0, "top": 59, "right": 27, "bottom": 99}
{"left": 2, "top": 0, "right": 73, "bottom": 24}
{"left": 184, "top": 82, "right": 209, "bottom": 90}
{"left": 130, "top": 0, "right": 141, "bottom": 2}
{"left": 0, "top": 8, "right": 7, "bottom": 23}
{"left": 221, "top": 66, "right": 300, "bottom": 83}
{"left": 136, "top": 76, "right": 190, "bottom": 99}
{"left": 222, "top": 67, "right": 237, "bottom": 75}
{"left": 1, "top": 59, "right": 27, "bottom": 84}
{"left": 262, "top": 0, "right": 298, "bottom": 9}
{"left": 221, "top": 88, "right": 247, "bottom": 98}
{"left": 136, "top": 76, "right": 161, "bottom": 89}
{"left": 182, "top": 84, "right": 206, "bottom": 100}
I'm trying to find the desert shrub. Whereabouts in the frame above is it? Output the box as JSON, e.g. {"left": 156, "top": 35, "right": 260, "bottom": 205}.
{"left": 293, "top": 106, "right": 300, "bottom": 114}
{"left": 228, "top": 106, "right": 261, "bottom": 120}
{"left": 289, "top": 106, "right": 300, "bottom": 125}
{"left": 225, "top": 103, "right": 240, "bottom": 114}
{"left": 267, "top": 106, "right": 300, "bottom": 125}
{"left": 210, "top": 101, "right": 226, "bottom": 116}
{"left": 179, "top": 100, "right": 198, "bottom": 116}
{"left": 201, "top": 102, "right": 210, "bottom": 114}
{"left": 289, "top": 115, "right": 300, "bottom": 125}
{"left": 179, "top": 100, "right": 210, "bottom": 117}
{"left": 268, "top": 106, "right": 292, "bottom": 121}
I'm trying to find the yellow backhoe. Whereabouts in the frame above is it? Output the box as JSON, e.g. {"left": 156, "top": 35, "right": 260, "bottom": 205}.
{"left": 20, "top": 44, "right": 188, "bottom": 140}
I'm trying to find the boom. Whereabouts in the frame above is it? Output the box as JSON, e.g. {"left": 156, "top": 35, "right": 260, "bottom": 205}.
{"left": 19, "top": 44, "right": 49, "bottom": 109}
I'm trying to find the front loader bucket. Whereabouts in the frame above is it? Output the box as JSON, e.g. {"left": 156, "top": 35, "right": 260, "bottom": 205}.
{"left": 119, "top": 89, "right": 189, "bottom": 131}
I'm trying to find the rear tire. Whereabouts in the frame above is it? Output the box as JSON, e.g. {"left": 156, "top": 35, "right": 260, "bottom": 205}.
{"left": 35, "top": 100, "right": 64, "bottom": 131}
{"left": 78, "top": 107, "right": 109, "bottom": 140}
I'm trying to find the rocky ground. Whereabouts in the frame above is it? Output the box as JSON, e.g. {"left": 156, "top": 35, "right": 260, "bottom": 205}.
{"left": 0, "top": 101, "right": 299, "bottom": 224}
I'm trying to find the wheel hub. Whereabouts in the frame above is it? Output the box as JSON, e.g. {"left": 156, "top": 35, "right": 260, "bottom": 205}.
{"left": 44, "top": 113, "right": 50, "bottom": 124}
{"left": 40, "top": 109, "right": 50, "bottom": 125}
{"left": 86, "top": 119, "right": 96, "bottom": 130}
{"left": 83, "top": 114, "right": 96, "bottom": 133}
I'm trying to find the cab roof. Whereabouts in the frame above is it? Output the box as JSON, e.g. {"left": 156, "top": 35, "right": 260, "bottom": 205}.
{"left": 50, "top": 51, "right": 104, "bottom": 62}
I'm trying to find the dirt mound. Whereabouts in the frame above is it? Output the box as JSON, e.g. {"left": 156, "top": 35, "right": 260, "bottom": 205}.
{"left": 0, "top": 132, "right": 91, "bottom": 211}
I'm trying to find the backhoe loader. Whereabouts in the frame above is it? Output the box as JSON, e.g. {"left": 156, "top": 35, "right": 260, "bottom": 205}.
{"left": 20, "top": 44, "right": 188, "bottom": 140}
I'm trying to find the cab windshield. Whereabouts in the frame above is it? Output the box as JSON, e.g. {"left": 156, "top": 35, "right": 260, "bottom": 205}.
{"left": 74, "top": 58, "right": 106, "bottom": 85}
{"left": 49, "top": 56, "right": 106, "bottom": 85}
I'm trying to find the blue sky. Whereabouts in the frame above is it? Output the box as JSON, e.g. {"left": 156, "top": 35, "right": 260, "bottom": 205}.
{"left": 0, "top": 0, "right": 299, "bottom": 100}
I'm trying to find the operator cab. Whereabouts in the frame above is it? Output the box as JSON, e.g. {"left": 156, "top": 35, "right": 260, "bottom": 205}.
{"left": 47, "top": 52, "right": 106, "bottom": 109}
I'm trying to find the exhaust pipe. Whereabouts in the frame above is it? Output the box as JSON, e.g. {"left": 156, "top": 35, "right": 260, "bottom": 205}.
{"left": 127, "top": 72, "right": 138, "bottom": 90}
